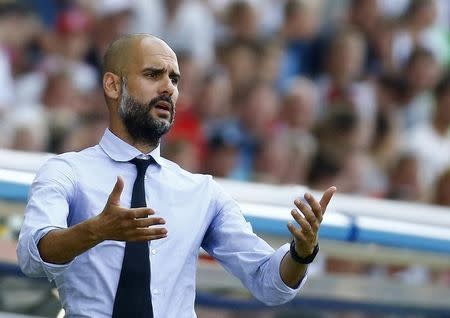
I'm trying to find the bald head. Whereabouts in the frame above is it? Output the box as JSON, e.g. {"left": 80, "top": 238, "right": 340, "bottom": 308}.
{"left": 102, "top": 34, "right": 174, "bottom": 77}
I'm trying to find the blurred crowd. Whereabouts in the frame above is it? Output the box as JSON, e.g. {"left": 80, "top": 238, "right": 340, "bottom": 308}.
{"left": 0, "top": 0, "right": 449, "bottom": 209}
{"left": 0, "top": 1, "right": 449, "bottom": 315}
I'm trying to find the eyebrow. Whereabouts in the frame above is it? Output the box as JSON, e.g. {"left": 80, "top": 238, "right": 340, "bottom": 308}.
{"left": 142, "top": 67, "right": 181, "bottom": 80}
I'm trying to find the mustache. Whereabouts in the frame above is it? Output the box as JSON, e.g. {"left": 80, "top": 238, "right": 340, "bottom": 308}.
{"left": 148, "top": 95, "right": 174, "bottom": 109}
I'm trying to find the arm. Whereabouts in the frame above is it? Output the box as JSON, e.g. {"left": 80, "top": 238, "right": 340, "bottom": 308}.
{"left": 201, "top": 179, "right": 305, "bottom": 306}
{"left": 17, "top": 157, "right": 167, "bottom": 279}
{"left": 280, "top": 187, "right": 336, "bottom": 288}
{"left": 37, "top": 176, "right": 167, "bottom": 265}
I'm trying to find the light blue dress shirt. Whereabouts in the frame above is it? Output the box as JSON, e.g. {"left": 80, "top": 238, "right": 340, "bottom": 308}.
{"left": 17, "top": 129, "right": 305, "bottom": 318}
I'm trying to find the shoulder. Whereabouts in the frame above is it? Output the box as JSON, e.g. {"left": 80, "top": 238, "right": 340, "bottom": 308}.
{"left": 37, "top": 145, "right": 104, "bottom": 180}
{"left": 158, "top": 156, "right": 212, "bottom": 185}
{"left": 45, "top": 145, "right": 105, "bottom": 167}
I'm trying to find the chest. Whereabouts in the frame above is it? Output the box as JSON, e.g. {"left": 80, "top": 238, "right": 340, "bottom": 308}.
{"left": 68, "top": 166, "right": 214, "bottom": 250}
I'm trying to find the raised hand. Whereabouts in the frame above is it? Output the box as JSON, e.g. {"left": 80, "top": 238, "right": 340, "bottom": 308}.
{"left": 287, "top": 186, "right": 336, "bottom": 258}
{"left": 93, "top": 176, "right": 168, "bottom": 242}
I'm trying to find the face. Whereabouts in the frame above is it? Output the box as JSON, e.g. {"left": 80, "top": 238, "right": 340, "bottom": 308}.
{"left": 284, "top": 83, "right": 317, "bottom": 129}
{"left": 436, "top": 89, "right": 450, "bottom": 123}
{"left": 351, "top": 0, "right": 379, "bottom": 34}
{"left": 329, "top": 35, "right": 365, "bottom": 82}
{"left": 118, "top": 81, "right": 176, "bottom": 144}
{"left": 118, "top": 38, "right": 180, "bottom": 144}
{"left": 436, "top": 173, "right": 450, "bottom": 206}
{"left": 408, "top": 56, "right": 439, "bottom": 91}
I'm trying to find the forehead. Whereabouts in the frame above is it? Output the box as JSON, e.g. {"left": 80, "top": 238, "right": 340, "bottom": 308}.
{"left": 132, "top": 37, "right": 179, "bottom": 72}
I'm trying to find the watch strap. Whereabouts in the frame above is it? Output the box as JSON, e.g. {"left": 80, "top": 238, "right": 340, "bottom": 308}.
{"left": 290, "top": 241, "right": 319, "bottom": 264}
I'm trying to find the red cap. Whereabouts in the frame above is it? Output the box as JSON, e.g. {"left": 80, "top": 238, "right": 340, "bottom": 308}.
{"left": 56, "top": 8, "right": 91, "bottom": 34}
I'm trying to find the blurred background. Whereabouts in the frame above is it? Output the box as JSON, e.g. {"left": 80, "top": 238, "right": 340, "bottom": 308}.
{"left": 0, "top": 0, "right": 449, "bottom": 317}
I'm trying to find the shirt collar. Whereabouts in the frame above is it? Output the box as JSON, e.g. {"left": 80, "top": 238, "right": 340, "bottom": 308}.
{"left": 99, "top": 128, "right": 164, "bottom": 166}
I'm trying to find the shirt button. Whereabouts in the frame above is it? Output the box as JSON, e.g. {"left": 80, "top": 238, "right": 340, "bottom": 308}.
{"left": 152, "top": 289, "right": 159, "bottom": 295}
{"left": 151, "top": 249, "right": 157, "bottom": 255}
{"left": 144, "top": 175, "right": 148, "bottom": 180}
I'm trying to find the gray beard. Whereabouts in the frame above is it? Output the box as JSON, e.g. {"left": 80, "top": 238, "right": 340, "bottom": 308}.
{"left": 118, "top": 86, "right": 175, "bottom": 146}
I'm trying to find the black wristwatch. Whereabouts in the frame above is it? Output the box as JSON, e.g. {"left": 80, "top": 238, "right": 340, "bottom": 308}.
{"left": 290, "top": 241, "right": 319, "bottom": 264}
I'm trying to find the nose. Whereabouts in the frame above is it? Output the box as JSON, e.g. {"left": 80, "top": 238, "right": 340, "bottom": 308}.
{"left": 157, "top": 75, "right": 175, "bottom": 96}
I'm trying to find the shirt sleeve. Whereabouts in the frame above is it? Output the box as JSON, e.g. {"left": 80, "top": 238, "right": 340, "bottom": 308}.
{"left": 16, "top": 156, "right": 77, "bottom": 281}
{"left": 201, "top": 178, "right": 306, "bottom": 306}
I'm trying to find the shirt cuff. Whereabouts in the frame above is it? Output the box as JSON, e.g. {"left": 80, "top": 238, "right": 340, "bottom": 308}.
{"left": 30, "top": 226, "right": 74, "bottom": 281}
{"left": 271, "top": 243, "right": 308, "bottom": 293}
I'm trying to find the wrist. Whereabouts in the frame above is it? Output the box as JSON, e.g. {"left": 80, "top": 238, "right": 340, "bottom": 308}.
{"left": 290, "top": 241, "right": 319, "bottom": 264}
{"left": 85, "top": 216, "right": 104, "bottom": 244}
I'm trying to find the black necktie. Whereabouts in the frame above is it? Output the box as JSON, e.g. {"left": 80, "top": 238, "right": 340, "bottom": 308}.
{"left": 112, "top": 157, "right": 154, "bottom": 318}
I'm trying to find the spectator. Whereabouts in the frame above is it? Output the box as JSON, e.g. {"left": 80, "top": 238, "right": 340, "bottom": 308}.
{"left": 317, "top": 28, "right": 376, "bottom": 149}
{"left": 161, "top": 138, "right": 200, "bottom": 173}
{"left": 278, "top": 77, "right": 319, "bottom": 183}
{"left": 278, "top": 0, "right": 321, "bottom": 89}
{"left": 397, "top": 47, "right": 440, "bottom": 130}
{"left": 0, "top": 2, "right": 37, "bottom": 112}
{"left": 85, "top": 0, "right": 134, "bottom": 75}
{"left": 311, "top": 110, "right": 371, "bottom": 193}
{"left": 404, "top": 73, "right": 450, "bottom": 191}
{"left": 347, "top": 0, "right": 382, "bottom": 74}
{"left": 194, "top": 67, "right": 232, "bottom": 124}
{"left": 365, "top": 17, "right": 397, "bottom": 76}
{"left": 204, "top": 124, "right": 241, "bottom": 178}
{"left": 231, "top": 80, "right": 279, "bottom": 180}
{"left": 385, "top": 153, "right": 422, "bottom": 201}
{"left": 369, "top": 75, "right": 405, "bottom": 194}
{"left": 132, "top": 0, "right": 215, "bottom": 66}
{"left": 432, "top": 168, "right": 450, "bottom": 206}
{"left": 40, "top": 7, "right": 97, "bottom": 94}
{"left": 252, "top": 135, "right": 291, "bottom": 184}
{"left": 222, "top": 0, "right": 259, "bottom": 43}
{"left": 219, "top": 40, "right": 258, "bottom": 93}
{"left": 2, "top": 106, "right": 49, "bottom": 152}
{"left": 391, "top": 0, "right": 443, "bottom": 66}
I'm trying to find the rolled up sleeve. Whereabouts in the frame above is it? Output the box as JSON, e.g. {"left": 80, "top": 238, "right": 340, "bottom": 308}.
{"left": 17, "top": 156, "right": 77, "bottom": 281}
{"left": 201, "top": 179, "right": 305, "bottom": 306}
{"left": 266, "top": 243, "right": 307, "bottom": 299}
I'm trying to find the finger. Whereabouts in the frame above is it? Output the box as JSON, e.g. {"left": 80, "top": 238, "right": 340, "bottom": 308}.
{"left": 133, "top": 233, "right": 168, "bottom": 242}
{"left": 108, "top": 176, "right": 124, "bottom": 205}
{"left": 291, "top": 209, "right": 312, "bottom": 235}
{"left": 294, "top": 199, "right": 316, "bottom": 223}
{"left": 295, "top": 200, "right": 319, "bottom": 230}
{"left": 135, "top": 227, "right": 168, "bottom": 237}
{"left": 287, "top": 222, "right": 306, "bottom": 241}
{"left": 319, "top": 186, "right": 337, "bottom": 213}
{"left": 129, "top": 208, "right": 155, "bottom": 219}
{"left": 304, "top": 193, "right": 323, "bottom": 222}
{"left": 135, "top": 217, "right": 166, "bottom": 228}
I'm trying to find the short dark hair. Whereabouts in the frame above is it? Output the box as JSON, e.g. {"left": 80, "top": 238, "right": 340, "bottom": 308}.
{"left": 0, "top": 0, "right": 30, "bottom": 17}
{"left": 284, "top": 0, "right": 305, "bottom": 20}
{"left": 405, "top": 47, "right": 435, "bottom": 69}
{"left": 435, "top": 73, "right": 450, "bottom": 99}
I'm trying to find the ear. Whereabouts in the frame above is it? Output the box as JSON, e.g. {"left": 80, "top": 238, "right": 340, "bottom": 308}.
{"left": 103, "top": 72, "right": 121, "bottom": 101}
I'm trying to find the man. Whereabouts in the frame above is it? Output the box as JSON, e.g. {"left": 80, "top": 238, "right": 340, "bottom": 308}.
{"left": 17, "top": 34, "right": 336, "bottom": 317}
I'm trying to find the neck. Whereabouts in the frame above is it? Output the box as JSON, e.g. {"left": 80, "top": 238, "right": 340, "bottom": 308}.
{"left": 433, "top": 117, "right": 449, "bottom": 136}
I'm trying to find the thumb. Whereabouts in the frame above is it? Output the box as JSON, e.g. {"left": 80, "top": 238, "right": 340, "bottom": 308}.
{"left": 108, "top": 176, "right": 124, "bottom": 206}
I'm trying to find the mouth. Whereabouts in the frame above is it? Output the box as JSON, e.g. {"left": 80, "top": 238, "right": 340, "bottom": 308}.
{"left": 153, "top": 100, "right": 172, "bottom": 118}
{"left": 154, "top": 101, "right": 172, "bottom": 112}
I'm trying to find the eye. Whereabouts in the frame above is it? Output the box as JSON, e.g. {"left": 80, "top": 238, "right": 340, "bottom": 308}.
{"left": 146, "top": 72, "right": 158, "bottom": 79}
{"left": 170, "top": 77, "right": 179, "bottom": 85}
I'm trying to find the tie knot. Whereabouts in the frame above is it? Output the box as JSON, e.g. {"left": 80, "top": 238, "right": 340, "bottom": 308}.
{"left": 130, "top": 157, "right": 154, "bottom": 175}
